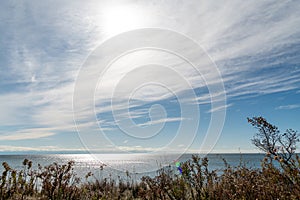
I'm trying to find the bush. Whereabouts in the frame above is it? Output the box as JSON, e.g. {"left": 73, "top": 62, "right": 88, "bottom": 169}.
{"left": 1, "top": 155, "right": 299, "bottom": 199}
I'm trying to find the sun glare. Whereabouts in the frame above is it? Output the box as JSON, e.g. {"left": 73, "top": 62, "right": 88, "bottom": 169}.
{"left": 102, "top": 5, "right": 143, "bottom": 37}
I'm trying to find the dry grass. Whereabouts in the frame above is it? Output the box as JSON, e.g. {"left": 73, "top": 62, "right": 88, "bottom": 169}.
{"left": 0, "top": 154, "right": 299, "bottom": 200}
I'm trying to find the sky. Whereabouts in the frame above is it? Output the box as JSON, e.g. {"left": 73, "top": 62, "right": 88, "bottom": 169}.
{"left": 0, "top": 0, "right": 299, "bottom": 154}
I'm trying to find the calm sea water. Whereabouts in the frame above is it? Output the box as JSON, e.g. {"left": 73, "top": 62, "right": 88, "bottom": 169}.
{"left": 0, "top": 153, "right": 265, "bottom": 181}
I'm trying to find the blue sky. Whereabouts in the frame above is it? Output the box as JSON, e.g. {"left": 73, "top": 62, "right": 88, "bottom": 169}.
{"left": 0, "top": 0, "right": 299, "bottom": 154}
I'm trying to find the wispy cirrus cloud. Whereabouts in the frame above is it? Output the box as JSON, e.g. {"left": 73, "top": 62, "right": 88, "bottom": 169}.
{"left": 136, "top": 117, "right": 185, "bottom": 127}
{"left": 0, "top": 145, "right": 85, "bottom": 152}
{"left": 276, "top": 104, "right": 300, "bottom": 110}
{"left": 0, "top": 1, "right": 299, "bottom": 152}
{"left": 207, "top": 103, "right": 233, "bottom": 114}
{"left": 0, "top": 131, "right": 55, "bottom": 141}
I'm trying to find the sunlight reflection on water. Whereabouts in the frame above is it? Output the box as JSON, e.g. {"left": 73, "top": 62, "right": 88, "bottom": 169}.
{"left": 0, "top": 154, "right": 267, "bottom": 181}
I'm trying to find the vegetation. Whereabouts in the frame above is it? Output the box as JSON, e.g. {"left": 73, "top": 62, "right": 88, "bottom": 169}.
{"left": 0, "top": 117, "right": 299, "bottom": 199}
{"left": 248, "top": 116, "right": 299, "bottom": 166}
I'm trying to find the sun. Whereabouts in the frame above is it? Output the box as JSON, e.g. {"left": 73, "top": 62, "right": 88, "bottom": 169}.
{"left": 102, "top": 5, "right": 143, "bottom": 37}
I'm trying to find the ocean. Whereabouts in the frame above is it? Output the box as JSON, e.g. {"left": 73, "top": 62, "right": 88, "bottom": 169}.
{"left": 0, "top": 153, "right": 266, "bottom": 181}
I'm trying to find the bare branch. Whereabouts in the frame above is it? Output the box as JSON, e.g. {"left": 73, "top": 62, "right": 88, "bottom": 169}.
{"left": 247, "top": 116, "right": 299, "bottom": 167}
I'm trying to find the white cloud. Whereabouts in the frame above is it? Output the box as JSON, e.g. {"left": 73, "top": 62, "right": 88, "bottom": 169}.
{"left": 276, "top": 104, "right": 300, "bottom": 110}
{"left": 136, "top": 117, "right": 185, "bottom": 127}
{"left": 0, "top": 145, "right": 85, "bottom": 152}
{"left": 0, "top": 131, "right": 55, "bottom": 141}
{"left": 207, "top": 103, "right": 233, "bottom": 113}
{"left": 0, "top": 1, "right": 299, "bottom": 151}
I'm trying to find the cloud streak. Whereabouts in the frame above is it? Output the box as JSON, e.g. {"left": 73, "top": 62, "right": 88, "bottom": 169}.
{"left": 0, "top": 131, "right": 55, "bottom": 141}
{"left": 136, "top": 117, "right": 185, "bottom": 127}
{"left": 276, "top": 104, "right": 300, "bottom": 110}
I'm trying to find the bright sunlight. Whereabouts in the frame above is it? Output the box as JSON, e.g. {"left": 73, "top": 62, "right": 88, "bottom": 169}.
{"left": 102, "top": 5, "right": 143, "bottom": 36}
